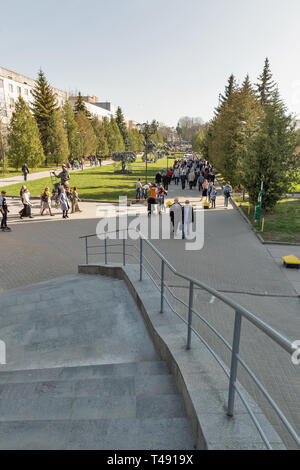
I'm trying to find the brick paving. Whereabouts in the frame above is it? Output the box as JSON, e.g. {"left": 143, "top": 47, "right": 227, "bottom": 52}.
{"left": 0, "top": 179, "right": 299, "bottom": 448}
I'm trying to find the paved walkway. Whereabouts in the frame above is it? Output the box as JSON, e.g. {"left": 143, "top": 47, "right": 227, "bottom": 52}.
{"left": 0, "top": 179, "right": 299, "bottom": 447}
{"left": 0, "top": 160, "right": 113, "bottom": 188}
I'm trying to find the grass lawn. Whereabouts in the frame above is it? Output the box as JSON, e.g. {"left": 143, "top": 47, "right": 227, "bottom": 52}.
{"left": 1, "top": 156, "right": 177, "bottom": 201}
{"left": 237, "top": 198, "right": 300, "bottom": 243}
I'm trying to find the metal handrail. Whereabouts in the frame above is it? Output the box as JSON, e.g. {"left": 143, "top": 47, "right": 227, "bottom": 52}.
{"left": 80, "top": 229, "right": 300, "bottom": 449}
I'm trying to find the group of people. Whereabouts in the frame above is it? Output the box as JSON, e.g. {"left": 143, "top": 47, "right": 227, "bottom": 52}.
{"left": 135, "top": 155, "right": 233, "bottom": 213}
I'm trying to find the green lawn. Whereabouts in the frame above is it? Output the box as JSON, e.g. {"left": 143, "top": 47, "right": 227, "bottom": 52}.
{"left": 0, "top": 165, "right": 61, "bottom": 179}
{"left": 238, "top": 198, "right": 300, "bottom": 243}
{"left": 1, "top": 157, "right": 177, "bottom": 201}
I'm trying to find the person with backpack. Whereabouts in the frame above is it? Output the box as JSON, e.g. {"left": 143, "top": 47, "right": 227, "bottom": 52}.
{"left": 40, "top": 187, "right": 54, "bottom": 216}
{"left": 0, "top": 190, "right": 11, "bottom": 232}
{"left": 210, "top": 187, "right": 217, "bottom": 209}
{"left": 223, "top": 182, "right": 232, "bottom": 208}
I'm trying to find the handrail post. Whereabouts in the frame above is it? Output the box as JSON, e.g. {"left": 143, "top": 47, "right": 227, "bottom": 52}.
{"left": 104, "top": 237, "right": 107, "bottom": 265}
{"left": 160, "top": 260, "right": 165, "bottom": 313}
{"left": 85, "top": 237, "right": 88, "bottom": 265}
{"left": 227, "top": 311, "right": 242, "bottom": 417}
{"left": 123, "top": 238, "right": 126, "bottom": 266}
{"left": 186, "top": 281, "right": 194, "bottom": 350}
{"left": 139, "top": 238, "right": 143, "bottom": 281}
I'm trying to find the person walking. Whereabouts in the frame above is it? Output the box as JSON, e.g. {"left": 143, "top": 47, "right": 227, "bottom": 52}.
{"left": 180, "top": 172, "right": 186, "bottom": 190}
{"left": 162, "top": 173, "right": 169, "bottom": 191}
{"left": 20, "top": 189, "right": 33, "bottom": 219}
{"left": 155, "top": 172, "right": 162, "bottom": 185}
{"left": 188, "top": 170, "right": 195, "bottom": 190}
{"left": 174, "top": 167, "right": 180, "bottom": 185}
{"left": 210, "top": 187, "right": 217, "bottom": 209}
{"left": 0, "top": 190, "right": 11, "bottom": 232}
{"left": 202, "top": 179, "right": 209, "bottom": 202}
{"left": 147, "top": 184, "right": 157, "bottom": 216}
{"left": 170, "top": 198, "right": 183, "bottom": 237}
{"left": 59, "top": 188, "right": 70, "bottom": 219}
{"left": 22, "top": 163, "right": 29, "bottom": 181}
{"left": 182, "top": 200, "right": 194, "bottom": 239}
{"left": 136, "top": 179, "right": 142, "bottom": 200}
{"left": 71, "top": 187, "right": 82, "bottom": 213}
{"left": 41, "top": 187, "right": 54, "bottom": 216}
{"left": 223, "top": 182, "right": 232, "bottom": 208}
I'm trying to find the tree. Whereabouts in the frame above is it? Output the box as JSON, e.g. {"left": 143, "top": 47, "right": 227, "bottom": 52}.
{"left": 75, "top": 111, "right": 97, "bottom": 156}
{"left": 91, "top": 117, "right": 109, "bottom": 157}
{"left": 46, "top": 109, "right": 69, "bottom": 165}
{"left": 242, "top": 90, "right": 299, "bottom": 209}
{"left": 8, "top": 97, "right": 44, "bottom": 169}
{"left": 215, "top": 74, "right": 238, "bottom": 116}
{"left": 176, "top": 116, "right": 204, "bottom": 141}
{"left": 116, "top": 107, "right": 129, "bottom": 150}
{"left": 111, "top": 117, "right": 125, "bottom": 152}
{"left": 31, "top": 69, "right": 58, "bottom": 163}
{"left": 112, "top": 152, "right": 136, "bottom": 173}
{"left": 0, "top": 120, "right": 7, "bottom": 174}
{"left": 256, "top": 58, "right": 276, "bottom": 106}
{"left": 74, "top": 92, "right": 92, "bottom": 119}
{"left": 63, "top": 101, "right": 81, "bottom": 160}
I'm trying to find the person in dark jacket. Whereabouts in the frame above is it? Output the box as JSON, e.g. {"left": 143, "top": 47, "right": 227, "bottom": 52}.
{"left": 22, "top": 163, "right": 29, "bottom": 181}
{"left": 0, "top": 191, "right": 11, "bottom": 231}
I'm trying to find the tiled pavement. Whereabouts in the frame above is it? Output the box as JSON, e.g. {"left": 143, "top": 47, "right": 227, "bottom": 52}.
{"left": 0, "top": 180, "right": 299, "bottom": 448}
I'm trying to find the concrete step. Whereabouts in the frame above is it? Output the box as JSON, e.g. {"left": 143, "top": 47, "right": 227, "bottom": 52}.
{"left": 0, "top": 394, "right": 185, "bottom": 422}
{"left": 0, "top": 375, "right": 177, "bottom": 399}
{"left": 0, "top": 417, "right": 195, "bottom": 450}
{"left": 0, "top": 361, "right": 169, "bottom": 384}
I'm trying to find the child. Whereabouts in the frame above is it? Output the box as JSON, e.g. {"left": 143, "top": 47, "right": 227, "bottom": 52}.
{"left": 210, "top": 187, "right": 217, "bottom": 209}
{"left": 0, "top": 190, "right": 11, "bottom": 232}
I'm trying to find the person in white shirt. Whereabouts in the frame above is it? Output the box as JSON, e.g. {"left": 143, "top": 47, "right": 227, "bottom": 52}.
{"left": 182, "top": 200, "right": 194, "bottom": 239}
{"left": 136, "top": 179, "right": 142, "bottom": 200}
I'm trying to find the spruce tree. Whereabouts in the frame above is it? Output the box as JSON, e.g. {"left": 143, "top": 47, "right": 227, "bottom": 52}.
{"left": 31, "top": 69, "right": 58, "bottom": 163}
{"left": 46, "top": 110, "right": 69, "bottom": 166}
{"left": 115, "top": 107, "right": 129, "bottom": 150}
{"left": 91, "top": 117, "right": 109, "bottom": 158}
{"left": 242, "top": 89, "right": 298, "bottom": 209}
{"left": 214, "top": 74, "right": 237, "bottom": 116}
{"left": 74, "top": 92, "right": 92, "bottom": 119}
{"left": 8, "top": 97, "right": 44, "bottom": 169}
{"left": 63, "top": 102, "right": 81, "bottom": 160}
{"left": 110, "top": 117, "right": 125, "bottom": 153}
{"left": 256, "top": 58, "right": 276, "bottom": 106}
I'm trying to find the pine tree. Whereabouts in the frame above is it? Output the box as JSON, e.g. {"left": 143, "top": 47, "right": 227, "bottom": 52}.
{"left": 214, "top": 74, "right": 237, "bottom": 116}
{"left": 256, "top": 58, "right": 276, "bottom": 106}
{"left": 75, "top": 111, "right": 97, "bottom": 156}
{"left": 46, "top": 110, "right": 69, "bottom": 165}
{"left": 63, "top": 102, "right": 81, "bottom": 160}
{"left": 242, "top": 89, "right": 299, "bottom": 209}
{"left": 115, "top": 107, "right": 129, "bottom": 150}
{"left": 74, "top": 92, "right": 92, "bottom": 119}
{"left": 31, "top": 69, "right": 58, "bottom": 163}
{"left": 8, "top": 97, "right": 44, "bottom": 169}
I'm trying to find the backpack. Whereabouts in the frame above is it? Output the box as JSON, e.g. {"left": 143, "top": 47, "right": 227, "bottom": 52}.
{"left": 224, "top": 189, "right": 231, "bottom": 198}
{"left": 41, "top": 192, "right": 47, "bottom": 202}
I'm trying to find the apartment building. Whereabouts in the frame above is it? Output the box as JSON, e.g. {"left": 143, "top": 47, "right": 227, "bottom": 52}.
{"left": 0, "top": 66, "right": 67, "bottom": 128}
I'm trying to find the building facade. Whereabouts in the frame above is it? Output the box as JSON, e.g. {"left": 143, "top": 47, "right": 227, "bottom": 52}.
{"left": 0, "top": 66, "right": 67, "bottom": 128}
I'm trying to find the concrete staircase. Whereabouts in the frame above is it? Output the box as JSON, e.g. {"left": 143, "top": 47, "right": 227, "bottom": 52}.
{"left": 0, "top": 274, "right": 194, "bottom": 449}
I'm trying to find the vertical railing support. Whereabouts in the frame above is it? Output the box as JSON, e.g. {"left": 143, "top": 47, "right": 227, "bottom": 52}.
{"left": 227, "top": 311, "right": 242, "bottom": 417}
{"left": 85, "top": 237, "right": 88, "bottom": 265}
{"left": 123, "top": 238, "right": 126, "bottom": 266}
{"left": 104, "top": 237, "right": 107, "bottom": 265}
{"left": 186, "top": 281, "right": 194, "bottom": 350}
{"left": 160, "top": 260, "right": 165, "bottom": 313}
{"left": 139, "top": 238, "right": 143, "bottom": 281}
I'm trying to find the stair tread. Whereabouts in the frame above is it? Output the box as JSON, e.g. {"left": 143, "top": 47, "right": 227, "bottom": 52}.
{"left": 0, "top": 417, "right": 195, "bottom": 450}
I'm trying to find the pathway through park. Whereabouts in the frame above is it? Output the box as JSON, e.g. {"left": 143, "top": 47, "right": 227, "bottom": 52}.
{"left": 0, "top": 179, "right": 299, "bottom": 448}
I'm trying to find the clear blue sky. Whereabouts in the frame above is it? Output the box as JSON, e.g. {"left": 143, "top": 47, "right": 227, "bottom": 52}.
{"left": 1, "top": 0, "right": 300, "bottom": 126}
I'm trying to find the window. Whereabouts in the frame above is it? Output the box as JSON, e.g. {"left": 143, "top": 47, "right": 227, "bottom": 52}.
{"left": 17, "top": 86, "right": 21, "bottom": 95}
{"left": 24, "top": 89, "right": 28, "bottom": 96}
{"left": 10, "top": 97, "right": 14, "bottom": 106}
{"left": 0, "top": 79, "right": 3, "bottom": 88}
{"left": 9, "top": 84, "right": 13, "bottom": 93}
